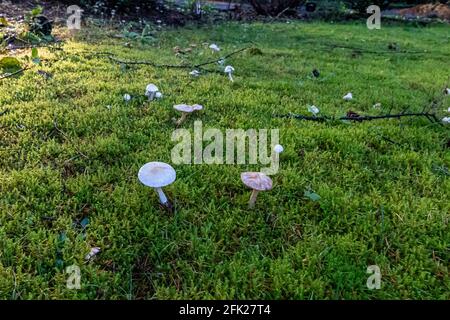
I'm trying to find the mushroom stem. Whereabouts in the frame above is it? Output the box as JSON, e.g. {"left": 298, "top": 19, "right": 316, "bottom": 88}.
{"left": 148, "top": 92, "right": 155, "bottom": 101}
{"left": 248, "top": 189, "right": 259, "bottom": 208}
{"left": 227, "top": 73, "right": 234, "bottom": 82}
{"left": 155, "top": 187, "right": 168, "bottom": 205}
{"left": 176, "top": 112, "right": 188, "bottom": 126}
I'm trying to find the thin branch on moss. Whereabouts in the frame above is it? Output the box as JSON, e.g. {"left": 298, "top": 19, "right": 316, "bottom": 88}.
{"left": 0, "top": 66, "right": 30, "bottom": 80}
{"left": 52, "top": 119, "right": 89, "bottom": 159}
{"left": 100, "top": 47, "right": 250, "bottom": 70}
{"left": 274, "top": 111, "right": 442, "bottom": 124}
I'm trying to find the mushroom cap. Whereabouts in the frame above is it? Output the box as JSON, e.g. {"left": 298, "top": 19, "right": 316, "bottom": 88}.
{"left": 145, "top": 84, "right": 159, "bottom": 93}
{"left": 191, "top": 104, "right": 203, "bottom": 111}
{"left": 174, "top": 104, "right": 193, "bottom": 113}
{"left": 224, "top": 65, "right": 235, "bottom": 73}
{"left": 124, "top": 94, "right": 131, "bottom": 101}
{"left": 343, "top": 92, "right": 353, "bottom": 100}
{"left": 274, "top": 144, "right": 284, "bottom": 154}
{"left": 155, "top": 92, "right": 163, "bottom": 99}
{"left": 209, "top": 43, "right": 220, "bottom": 51}
{"left": 174, "top": 104, "right": 202, "bottom": 113}
{"left": 241, "top": 172, "right": 273, "bottom": 191}
{"left": 308, "top": 105, "right": 319, "bottom": 114}
{"left": 138, "top": 162, "right": 176, "bottom": 188}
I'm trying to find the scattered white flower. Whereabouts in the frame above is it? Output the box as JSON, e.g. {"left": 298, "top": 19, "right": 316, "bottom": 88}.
{"left": 224, "top": 65, "right": 235, "bottom": 82}
{"left": 274, "top": 144, "right": 284, "bottom": 154}
{"left": 189, "top": 70, "right": 201, "bottom": 77}
{"left": 308, "top": 105, "right": 320, "bottom": 115}
{"left": 343, "top": 92, "right": 353, "bottom": 101}
{"left": 442, "top": 117, "right": 450, "bottom": 124}
{"left": 85, "top": 247, "right": 101, "bottom": 261}
{"left": 123, "top": 94, "right": 131, "bottom": 102}
{"left": 209, "top": 43, "right": 220, "bottom": 52}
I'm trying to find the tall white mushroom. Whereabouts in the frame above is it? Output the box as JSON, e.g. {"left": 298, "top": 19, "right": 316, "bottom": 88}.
{"left": 138, "top": 162, "right": 176, "bottom": 209}
{"left": 173, "top": 104, "right": 203, "bottom": 126}
{"left": 145, "top": 84, "right": 159, "bottom": 101}
{"left": 224, "top": 65, "right": 235, "bottom": 82}
{"left": 241, "top": 172, "right": 273, "bottom": 208}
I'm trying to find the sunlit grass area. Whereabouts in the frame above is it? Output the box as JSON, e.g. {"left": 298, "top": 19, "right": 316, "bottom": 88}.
{"left": 0, "top": 20, "right": 449, "bottom": 299}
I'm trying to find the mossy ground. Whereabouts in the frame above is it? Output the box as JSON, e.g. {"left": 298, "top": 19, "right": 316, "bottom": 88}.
{"left": 0, "top": 20, "right": 449, "bottom": 299}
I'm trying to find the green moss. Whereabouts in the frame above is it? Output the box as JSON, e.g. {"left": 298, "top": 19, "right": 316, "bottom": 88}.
{"left": 0, "top": 21, "right": 449, "bottom": 299}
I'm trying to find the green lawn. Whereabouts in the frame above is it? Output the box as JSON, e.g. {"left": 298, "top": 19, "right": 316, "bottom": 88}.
{"left": 0, "top": 20, "right": 449, "bottom": 299}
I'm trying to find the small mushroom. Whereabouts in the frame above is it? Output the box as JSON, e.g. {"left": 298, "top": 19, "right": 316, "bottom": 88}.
{"left": 343, "top": 92, "right": 353, "bottom": 101}
{"left": 189, "top": 70, "right": 201, "bottom": 77}
{"left": 274, "top": 144, "right": 284, "bottom": 154}
{"left": 145, "top": 84, "right": 159, "bottom": 101}
{"left": 217, "top": 59, "right": 225, "bottom": 66}
{"left": 173, "top": 104, "right": 203, "bottom": 126}
{"left": 138, "top": 161, "right": 176, "bottom": 210}
{"left": 444, "top": 88, "right": 450, "bottom": 95}
{"left": 224, "top": 65, "right": 235, "bottom": 82}
{"left": 241, "top": 172, "right": 273, "bottom": 208}
{"left": 124, "top": 93, "right": 131, "bottom": 102}
{"left": 155, "top": 91, "right": 163, "bottom": 99}
{"left": 209, "top": 43, "right": 220, "bottom": 52}
{"left": 442, "top": 117, "right": 450, "bottom": 124}
{"left": 308, "top": 105, "right": 320, "bottom": 116}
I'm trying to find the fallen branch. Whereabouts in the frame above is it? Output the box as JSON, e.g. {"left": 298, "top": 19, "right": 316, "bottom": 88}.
{"left": 101, "top": 47, "right": 250, "bottom": 70}
{"left": 0, "top": 109, "right": 11, "bottom": 117}
{"left": 0, "top": 66, "right": 30, "bottom": 80}
{"left": 274, "top": 111, "right": 442, "bottom": 124}
{"left": 52, "top": 119, "right": 89, "bottom": 159}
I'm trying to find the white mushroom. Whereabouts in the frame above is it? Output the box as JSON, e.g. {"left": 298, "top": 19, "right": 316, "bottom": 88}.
{"left": 274, "top": 144, "right": 284, "bottom": 154}
{"left": 173, "top": 104, "right": 203, "bottom": 126}
{"left": 308, "top": 105, "right": 320, "bottom": 116}
{"left": 445, "top": 88, "right": 450, "bottom": 95}
{"left": 442, "top": 117, "right": 450, "bottom": 124}
{"left": 373, "top": 103, "right": 382, "bottom": 109}
{"left": 217, "top": 59, "right": 225, "bottom": 66}
{"left": 209, "top": 43, "right": 220, "bottom": 52}
{"left": 145, "top": 84, "right": 159, "bottom": 101}
{"left": 155, "top": 92, "right": 163, "bottom": 99}
{"left": 138, "top": 162, "right": 176, "bottom": 209}
{"left": 241, "top": 172, "right": 273, "bottom": 208}
{"left": 189, "top": 70, "right": 201, "bottom": 77}
{"left": 343, "top": 92, "right": 353, "bottom": 101}
{"left": 224, "top": 65, "right": 235, "bottom": 82}
{"left": 124, "top": 94, "right": 131, "bottom": 102}
{"left": 85, "top": 247, "right": 101, "bottom": 261}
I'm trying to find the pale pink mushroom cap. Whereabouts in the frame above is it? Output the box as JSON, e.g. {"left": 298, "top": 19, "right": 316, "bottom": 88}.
{"left": 241, "top": 172, "right": 273, "bottom": 191}
{"left": 191, "top": 104, "right": 203, "bottom": 111}
{"left": 174, "top": 104, "right": 202, "bottom": 113}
